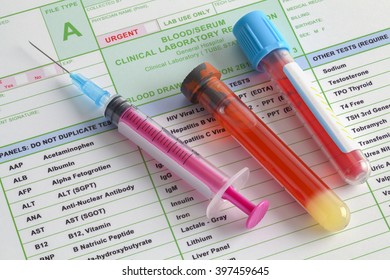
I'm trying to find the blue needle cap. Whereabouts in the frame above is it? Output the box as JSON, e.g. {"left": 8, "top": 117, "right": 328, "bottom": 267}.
{"left": 70, "top": 73, "right": 111, "bottom": 107}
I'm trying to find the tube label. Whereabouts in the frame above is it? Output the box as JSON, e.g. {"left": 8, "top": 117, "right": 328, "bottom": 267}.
{"left": 283, "top": 62, "right": 359, "bottom": 153}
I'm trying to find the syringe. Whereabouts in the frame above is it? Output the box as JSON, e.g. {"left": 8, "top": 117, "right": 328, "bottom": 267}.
{"left": 233, "top": 11, "right": 371, "bottom": 185}
{"left": 29, "top": 42, "right": 269, "bottom": 229}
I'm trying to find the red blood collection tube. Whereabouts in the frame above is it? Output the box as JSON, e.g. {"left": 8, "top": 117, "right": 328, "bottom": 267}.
{"left": 181, "top": 62, "right": 350, "bottom": 232}
{"left": 233, "top": 11, "right": 370, "bottom": 185}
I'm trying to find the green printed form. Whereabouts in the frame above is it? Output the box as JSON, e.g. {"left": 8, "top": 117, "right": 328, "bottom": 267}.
{"left": 101, "top": 1, "right": 301, "bottom": 105}
{"left": 2, "top": 0, "right": 389, "bottom": 261}
{"left": 41, "top": 0, "right": 98, "bottom": 59}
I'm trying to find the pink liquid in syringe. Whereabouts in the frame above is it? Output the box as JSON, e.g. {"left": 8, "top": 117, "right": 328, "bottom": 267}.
{"left": 120, "top": 106, "right": 227, "bottom": 192}
{"left": 117, "top": 105, "right": 268, "bottom": 227}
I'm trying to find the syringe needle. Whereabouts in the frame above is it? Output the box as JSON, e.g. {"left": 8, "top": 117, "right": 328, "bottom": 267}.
{"left": 28, "top": 41, "right": 70, "bottom": 74}
{"left": 29, "top": 41, "right": 111, "bottom": 107}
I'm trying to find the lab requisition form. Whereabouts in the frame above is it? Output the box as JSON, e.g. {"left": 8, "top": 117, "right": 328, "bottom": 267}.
{"left": 0, "top": 0, "right": 389, "bottom": 260}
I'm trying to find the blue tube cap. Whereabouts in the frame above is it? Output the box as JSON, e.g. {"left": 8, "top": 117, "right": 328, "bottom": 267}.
{"left": 233, "top": 11, "right": 289, "bottom": 71}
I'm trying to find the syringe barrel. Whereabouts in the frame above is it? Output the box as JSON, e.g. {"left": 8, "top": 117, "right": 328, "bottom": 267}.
{"left": 181, "top": 62, "right": 350, "bottom": 232}
{"left": 260, "top": 50, "right": 370, "bottom": 185}
{"left": 104, "top": 95, "right": 222, "bottom": 198}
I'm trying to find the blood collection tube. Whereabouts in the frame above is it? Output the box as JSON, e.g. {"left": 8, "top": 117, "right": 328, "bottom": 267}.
{"left": 181, "top": 62, "right": 350, "bottom": 232}
{"left": 233, "top": 11, "right": 370, "bottom": 185}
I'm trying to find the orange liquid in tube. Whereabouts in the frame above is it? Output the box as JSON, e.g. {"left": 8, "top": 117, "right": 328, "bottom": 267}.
{"left": 181, "top": 62, "right": 350, "bottom": 231}
{"left": 232, "top": 10, "right": 370, "bottom": 185}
